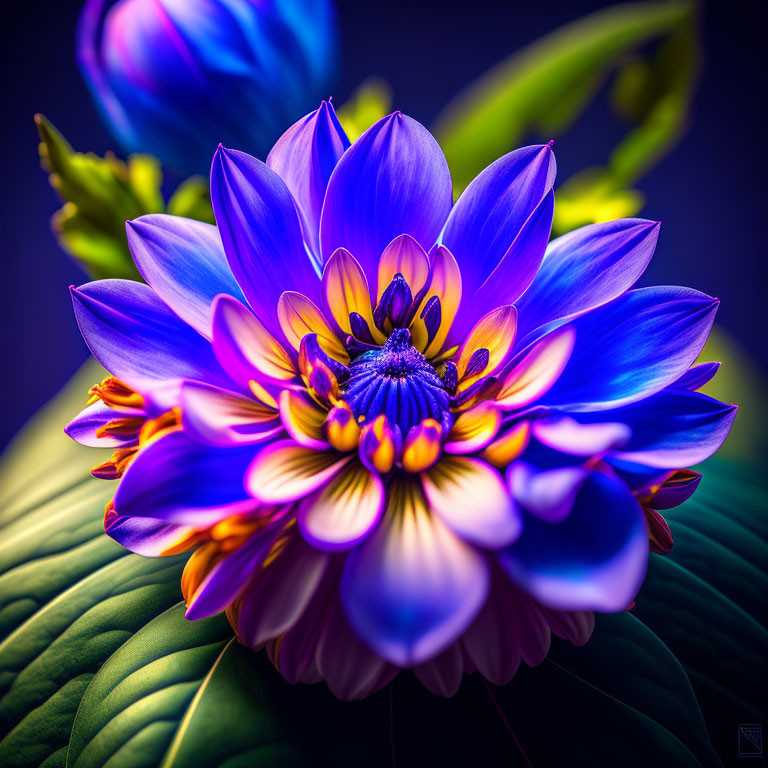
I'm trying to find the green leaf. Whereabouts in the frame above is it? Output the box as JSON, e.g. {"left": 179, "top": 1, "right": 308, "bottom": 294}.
{"left": 35, "top": 116, "right": 213, "bottom": 280}
{"left": 432, "top": 1, "right": 697, "bottom": 222}
{"left": 0, "top": 361, "right": 189, "bottom": 768}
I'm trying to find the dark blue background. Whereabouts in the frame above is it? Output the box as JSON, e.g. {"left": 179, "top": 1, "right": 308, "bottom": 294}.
{"left": 2, "top": 0, "right": 765, "bottom": 448}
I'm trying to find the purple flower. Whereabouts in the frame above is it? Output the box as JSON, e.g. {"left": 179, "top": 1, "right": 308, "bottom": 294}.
{"left": 77, "top": 0, "right": 337, "bottom": 173}
{"left": 67, "top": 103, "right": 736, "bottom": 699}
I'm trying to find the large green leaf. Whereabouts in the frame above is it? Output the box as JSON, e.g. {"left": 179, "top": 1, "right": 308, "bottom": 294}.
{"left": 0, "top": 361, "right": 189, "bottom": 768}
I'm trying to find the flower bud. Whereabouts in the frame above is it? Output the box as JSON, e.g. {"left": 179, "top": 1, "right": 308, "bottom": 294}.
{"left": 77, "top": 0, "right": 337, "bottom": 173}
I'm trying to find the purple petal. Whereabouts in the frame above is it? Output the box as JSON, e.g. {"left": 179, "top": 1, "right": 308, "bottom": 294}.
{"left": 462, "top": 568, "right": 550, "bottom": 683}
{"left": 233, "top": 534, "right": 329, "bottom": 648}
{"left": 181, "top": 381, "right": 281, "bottom": 446}
{"left": 266, "top": 101, "right": 350, "bottom": 262}
{"left": 315, "top": 592, "right": 398, "bottom": 700}
{"left": 341, "top": 478, "right": 489, "bottom": 666}
{"left": 531, "top": 415, "right": 631, "bottom": 456}
{"left": 65, "top": 399, "right": 144, "bottom": 448}
{"left": 590, "top": 389, "right": 737, "bottom": 468}
{"left": 126, "top": 214, "right": 245, "bottom": 338}
{"left": 413, "top": 642, "right": 464, "bottom": 697}
{"left": 211, "top": 146, "right": 321, "bottom": 336}
{"left": 320, "top": 112, "right": 452, "bottom": 281}
{"left": 440, "top": 143, "right": 555, "bottom": 299}
{"left": 113, "top": 430, "right": 259, "bottom": 527}
{"left": 670, "top": 361, "right": 720, "bottom": 391}
{"left": 185, "top": 525, "right": 280, "bottom": 620}
{"left": 104, "top": 514, "right": 197, "bottom": 558}
{"left": 71, "top": 280, "right": 232, "bottom": 405}
{"left": 507, "top": 461, "right": 591, "bottom": 523}
{"left": 515, "top": 218, "right": 659, "bottom": 344}
{"left": 500, "top": 469, "right": 648, "bottom": 612}
{"left": 540, "top": 287, "right": 719, "bottom": 410}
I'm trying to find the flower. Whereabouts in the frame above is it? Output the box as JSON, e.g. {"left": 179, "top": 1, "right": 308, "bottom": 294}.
{"left": 67, "top": 102, "right": 736, "bottom": 700}
{"left": 77, "top": 0, "right": 337, "bottom": 174}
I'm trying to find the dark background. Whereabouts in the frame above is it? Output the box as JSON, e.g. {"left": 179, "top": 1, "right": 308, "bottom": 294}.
{"left": 2, "top": 0, "right": 765, "bottom": 448}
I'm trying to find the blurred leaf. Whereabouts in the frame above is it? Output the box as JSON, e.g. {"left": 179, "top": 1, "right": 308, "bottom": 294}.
{"left": 35, "top": 116, "right": 214, "bottom": 280}
{"left": 433, "top": 1, "right": 697, "bottom": 226}
{"left": 166, "top": 177, "right": 215, "bottom": 224}
{"left": 337, "top": 78, "right": 393, "bottom": 142}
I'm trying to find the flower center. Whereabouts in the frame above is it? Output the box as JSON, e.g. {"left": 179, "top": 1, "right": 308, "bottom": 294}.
{"left": 344, "top": 328, "right": 450, "bottom": 437}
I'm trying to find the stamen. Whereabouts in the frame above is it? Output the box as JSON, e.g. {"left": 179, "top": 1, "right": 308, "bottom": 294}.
{"left": 375, "top": 273, "right": 413, "bottom": 329}
{"left": 325, "top": 401, "right": 361, "bottom": 451}
{"left": 359, "top": 414, "right": 399, "bottom": 473}
{"left": 420, "top": 295, "right": 442, "bottom": 349}
{"left": 463, "top": 348, "right": 490, "bottom": 380}
{"left": 349, "top": 312, "right": 377, "bottom": 345}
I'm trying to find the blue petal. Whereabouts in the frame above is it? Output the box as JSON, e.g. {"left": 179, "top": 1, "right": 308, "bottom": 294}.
{"left": 71, "top": 280, "right": 232, "bottom": 404}
{"left": 211, "top": 146, "right": 321, "bottom": 337}
{"left": 670, "top": 361, "right": 720, "bottom": 391}
{"left": 267, "top": 101, "right": 350, "bottom": 262}
{"left": 340, "top": 477, "right": 489, "bottom": 666}
{"left": 516, "top": 219, "right": 659, "bottom": 345}
{"left": 126, "top": 214, "right": 245, "bottom": 338}
{"left": 448, "top": 190, "right": 555, "bottom": 346}
{"left": 320, "top": 112, "right": 452, "bottom": 281}
{"left": 541, "top": 287, "right": 718, "bottom": 411}
{"left": 500, "top": 470, "right": 648, "bottom": 611}
{"left": 574, "top": 389, "right": 737, "bottom": 469}
{"left": 113, "top": 431, "right": 260, "bottom": 527}
{"left": 440, "top": 143, "right": 555, "bottom": 299}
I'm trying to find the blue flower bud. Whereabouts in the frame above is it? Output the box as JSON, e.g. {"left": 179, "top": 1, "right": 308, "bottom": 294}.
{"left": 77, "top": 0, "right": 337, "bottom": 174}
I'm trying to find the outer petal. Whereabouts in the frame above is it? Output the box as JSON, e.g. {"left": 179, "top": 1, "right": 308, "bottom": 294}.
{"left": 245, "top": 439, "right": 351, "bottom": 503}
{"left": 581, "top": 389, "right": 737, "bottom": 468}
{"left": 449, "top": 190, "right": 554, "bottom": 344}
{"left": 298, "top": 461, "right": 385, "bottom": 551}
{"left": 181, "top": 381, "right": 281, "bottom": 446}
{"left": 112, "top": 431, "right": 259, "bottom": 527}
{"left": 507, "top": 461, "right": 590, "bottom": 523}
{"left": 211, "top": 294, "right": 297, "bottom": 388}
{"left": 531, "top": 416, "right": 631, "bottom": 456}
{"left": 515, "top": 218, "right": 660, "bottom": 343}
{"left": 541, "top": 287, "right": 719, "bottom": 410}
{"left": 104, "top": 513, "right": 198, "bottom": 558}
{"left": 266, "top": 101, "right": 350, "bottom": 261}
{"left": 671, "top": 361, "right": 720, "bottom": 391}
{"left": 126, "top": 214, "right": 244, "bottom": 338}
{"left": 462, "top": 569, "right": 550, "bottom": 683}
{"left": 71, "top": 280, "right": 231, "bottom": 402}
{"left": 422, "top": 457, "right": 521, "bottom": 549}
{"left": 233, "top": 534, "right": 329, "bottom": 648}
{"left": 65, "top": 399, "right": 144, "bottom": 448}
{"left": 320, "top": 113, "right": 452, "bottom": 280}
{"left": 500, "top": 470, "right": 648, "bottom": 612}
{"left": 341, "top": 477, "right": 489, "bottom": 666}
{"left": 185, "top": 527, "right": 279, "bottom": 619}
{"left": 440, "top": 143, "right": 555, "bottom": 299}
{"left": 211, "top": 146, "right": 321, "bottom": 336}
